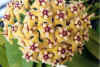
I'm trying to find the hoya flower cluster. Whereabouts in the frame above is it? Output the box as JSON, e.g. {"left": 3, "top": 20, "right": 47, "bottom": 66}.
{"left": 3, "top": 0, "right": 93, "bottom": 66}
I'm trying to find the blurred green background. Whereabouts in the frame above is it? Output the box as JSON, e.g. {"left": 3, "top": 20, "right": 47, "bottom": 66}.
{"left": 0, "top": 0, "right": 100, "bottom": 67}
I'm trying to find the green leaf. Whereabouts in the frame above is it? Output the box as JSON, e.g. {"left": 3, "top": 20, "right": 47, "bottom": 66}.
{"left": 89, "top": 29, "right": 100, "bottom": 45}
{"left": 90, "top": 16, "right": 100, "bottom": 21}
{"left": 96, "top": 21, "right": 100, "bottom": 34}
{"left": 0, "top": 35, "right": 6, "bottom": 47}
{"left": 0, "top": 27, "right": 3, "bottom": 32}
{"left": 85, "top": 29, "right": 100, "bottom": 60}
{"left": 35, "top": 62, "right": 42, "bottom": 67}
{"left": 66, "top": 49, "right": 99, "bottom": 67}
{"left": 22, "top": 59, "right": 33, "bottom": 67}
{"left": 0, "top": 35, "right": 9, "bottom": 67}
{"left": 45, "top": 64, "right": 51, "bottom": 67}
{"left": 86, "top": 38, "right": 100, "bottom": 60}
{"left": 0, "top": 47, "right": 9, "bottom": 67}
{"left": 5, "top": 40, "right": 33, "bottom": 67}
{"left": 95, "top": 3, "right": 100, "bottom": 9}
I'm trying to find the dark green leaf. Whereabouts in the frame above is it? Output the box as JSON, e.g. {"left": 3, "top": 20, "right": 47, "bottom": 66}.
{"left": 66, "top": 50, "right": 99, "bottom": 67}
{"left": 95, "top": 3, "right": 100, "bottom": 9}
{"left": 86, "top": 38, "right": 100, "bottom": 60}
{"left": 89, "top": 29, "right": 100, "bottom": 45}
{"left": 90, "top": 16, "right": 100, "bottom": 21}
{"left": 85, "top": 29, "right": 100, "bottom": 60}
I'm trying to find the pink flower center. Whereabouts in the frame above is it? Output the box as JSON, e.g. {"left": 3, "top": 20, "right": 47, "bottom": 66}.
{"left": 30, "top": 44, "right": 37, "bottom": 51}
{"left": 61, "top": 48, "right": 66, "bottom": 54}
{"left": 48, "top": 39, "right": 53, "bottom": 44}
{"left": 28, "top": 12, "right": 33, "bottom": 17}
{"left": 45, "top": 26, "right": 51, "bottom": 32}
{"left": 42, "top": 10, "right": 48, "bottom": 16}
{"left": 58, "top": 0, "right": 63, "bottom": 3}
{"left": 4, "top": 14, "right": 10, "bottom": 20}
{"left": 28, "top": 12, "right": 34, "bottom": 19}
{"left": 77, "top": 3, "right": 84, "bottom": 10}
{"left": 12, "top": 26, "right": 15, "bottom": 31}
{"left": 76, "top": 36, "right": 81, "bottom": 41}
{"left": 58, "top": 12, "right": 64, "bottom": 19}
{"left": 25, "top": 53, "right": 30, "bottom": 60}
{"left": 15, "top": 2, "right": 20, "bottom": 8}
{"left": 12, "top": 26, "right": 17, "bottom": 32}
{"left": 61, "top": 30, "right": 68, "bottom": 36}
{"left": 43, "top": 54, "right": 49, "bottom": 60}
{"left": 75, "top": 20, "right": 81, "bottom": 26}
{"left": 54, "top": 59, "right": 59, "bottom": 64}
{"left": 77, "top": 21, "right": 81, "bottom": 25}
{"left": 39, "top": 0, "right": 45, "bottom": 5}
{"left": 72, "top": 6, "right": 77, "bottom": 13}
{"left": 83, "top": 16, "right": 89, "bottom": 22}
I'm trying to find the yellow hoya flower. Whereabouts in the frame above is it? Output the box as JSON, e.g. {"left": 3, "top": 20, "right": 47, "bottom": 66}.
{"left": 2, "top": 0, "right": 93, "bottom": 66}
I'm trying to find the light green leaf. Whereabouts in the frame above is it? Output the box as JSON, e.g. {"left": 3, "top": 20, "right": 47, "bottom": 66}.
{"left": 0, "top": 35, "right": 6, "bottom": 47}
{"left": 0, "top": 35, "right": 9, "bottom": 67}
{"left": 0, "top": 47, "right": 9, "bottom": 67}
{"left": 22, "top": 59, "right": 33, "bottom": 67}
{"left": 5, "top": 40, "right": 33, "bottom": 67}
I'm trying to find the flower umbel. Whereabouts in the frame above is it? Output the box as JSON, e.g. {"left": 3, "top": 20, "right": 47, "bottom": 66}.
{"left": 2, "top": 0, "right": 93, "bottom": 66}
